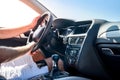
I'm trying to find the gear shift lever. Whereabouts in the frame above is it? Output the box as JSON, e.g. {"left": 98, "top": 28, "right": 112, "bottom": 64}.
{"left": 50, "top": 54, "right": 60, "bottom": 77}
{"left": 52, "top": 54, "right": 59, "bottom": 70}
{"left": 38, "top": 54, "right": 69, "bottom": 80}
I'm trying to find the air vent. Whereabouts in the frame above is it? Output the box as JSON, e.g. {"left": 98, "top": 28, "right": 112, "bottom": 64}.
{"left": 69, "top": 37, "right": 78, "bottom": 45}
{"left": 68, "top": 36, "right": 85, "bottom": 45}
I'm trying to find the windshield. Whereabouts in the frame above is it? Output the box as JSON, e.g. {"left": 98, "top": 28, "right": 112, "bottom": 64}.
{"left": 39, "top": 0, "right": 120, "bottom": 21}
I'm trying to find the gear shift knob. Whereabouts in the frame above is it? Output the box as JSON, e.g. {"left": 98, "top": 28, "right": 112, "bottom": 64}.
{"left": 52, "top": 54, "right": 59, "bottom": 68}
{"left": 52, "top": 54, "right": 59, "bottom": 61}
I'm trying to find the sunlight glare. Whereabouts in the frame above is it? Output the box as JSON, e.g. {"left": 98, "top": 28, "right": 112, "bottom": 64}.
{"left": 0, "top": 0, "right": 39, "bottom": 27}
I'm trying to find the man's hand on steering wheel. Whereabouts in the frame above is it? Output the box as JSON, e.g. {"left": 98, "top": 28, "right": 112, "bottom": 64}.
{"left": 27, "top": 12, "right": 53, "bottom": 53}
{"left": 30, "top": 16, "right": 41, "bottom": 29}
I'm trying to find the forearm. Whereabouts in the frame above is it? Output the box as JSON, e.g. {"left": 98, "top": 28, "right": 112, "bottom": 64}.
{"left": 0, "top": 24, "right": 31, "bottom": 39}
{"left": 0, "top": 41, "right": 35, "bottom": 63}
{"left": 0, "top": 16, "right": 40, "bottom": 39}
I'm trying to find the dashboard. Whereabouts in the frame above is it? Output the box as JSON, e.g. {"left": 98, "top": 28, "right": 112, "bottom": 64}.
{"left": 52, "top": 19, "right": 93, "bottom": 66}
{"left": 51, "top": 18, "right": 120, "bottom": 79}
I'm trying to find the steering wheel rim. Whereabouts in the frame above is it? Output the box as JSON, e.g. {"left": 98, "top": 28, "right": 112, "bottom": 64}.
{"left": 31, "top": 12, "right": 53, "bottom": 52}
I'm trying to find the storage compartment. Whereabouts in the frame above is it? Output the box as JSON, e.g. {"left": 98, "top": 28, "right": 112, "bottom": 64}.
{"left": 97, "top": 43, "right": 120, "bottom": 79}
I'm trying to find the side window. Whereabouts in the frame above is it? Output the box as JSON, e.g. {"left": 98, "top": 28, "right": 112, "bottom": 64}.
{"left": 0, "top": 0, "right": 39, "bottom": 27}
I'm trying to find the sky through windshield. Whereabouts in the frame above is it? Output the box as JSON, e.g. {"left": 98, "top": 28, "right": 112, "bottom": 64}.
{"left": 39, "top": 0, "right": 120, "bottom": 21}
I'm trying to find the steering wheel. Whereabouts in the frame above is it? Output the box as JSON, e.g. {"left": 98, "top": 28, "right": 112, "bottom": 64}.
{"left": 29, "top": 12, "right": 53, "bottom": 52}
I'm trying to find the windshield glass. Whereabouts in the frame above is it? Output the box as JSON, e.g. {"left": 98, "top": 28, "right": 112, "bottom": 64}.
{"left": 39, "top": 0, "right": 120, "bottom": 21}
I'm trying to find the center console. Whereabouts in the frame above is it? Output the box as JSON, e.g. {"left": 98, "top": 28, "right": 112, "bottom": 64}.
{"left": 65, "top": 34, "right": 86, "bottom": 65}
{"left": 64, "top": 21, "right": 92, "bottom": 66}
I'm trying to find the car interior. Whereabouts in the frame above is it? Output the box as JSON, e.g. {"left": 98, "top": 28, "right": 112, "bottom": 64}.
{"left": 0, "top": 0, "right": 120, "bottom": 80}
